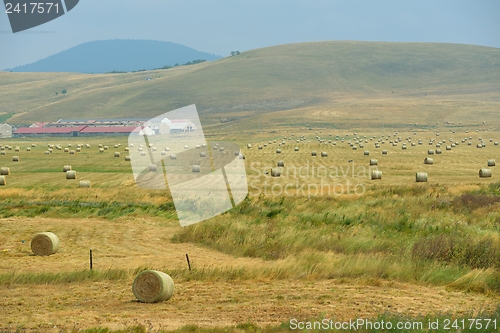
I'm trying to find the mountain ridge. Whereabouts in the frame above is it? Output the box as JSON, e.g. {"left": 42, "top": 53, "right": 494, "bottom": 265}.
{"left": 7, "top": 39, "right": 222, "bottom": 73}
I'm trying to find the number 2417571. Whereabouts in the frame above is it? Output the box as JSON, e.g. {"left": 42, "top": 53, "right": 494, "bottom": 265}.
{"left": 5, "top": 3, "right": 59, "bottom": 14}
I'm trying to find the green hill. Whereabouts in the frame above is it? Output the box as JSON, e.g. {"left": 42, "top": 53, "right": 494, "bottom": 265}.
{"left": 1, "top": 41, "right": 499, "bottom": 129}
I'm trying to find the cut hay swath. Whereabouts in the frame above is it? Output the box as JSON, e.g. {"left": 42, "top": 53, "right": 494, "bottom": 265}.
{"left": 79, "top": 180, "right": 91, "bottom": 188}
{"left": 132, "top": 270, "right": 175, "bottom": 303}
{"left": 66, "top": 170, "right": 77, "bottom": 179}
{"left": 0, "top": 167, "right": 10, "bottom": 175}
{"left": 479, "top": 169, "right": 492, "bottom": 178}
{"left": 31, "top": 232, "right": 60, "bottom": 256}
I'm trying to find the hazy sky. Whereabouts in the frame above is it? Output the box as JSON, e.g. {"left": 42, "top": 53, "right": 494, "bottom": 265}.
{"left": 1, "top": 0, "right": 499, "bottom": 70}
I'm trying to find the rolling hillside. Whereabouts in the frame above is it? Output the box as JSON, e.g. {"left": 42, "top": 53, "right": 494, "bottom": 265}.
{"left": 0, "top": 41, "right": 499, "bottom": 129}
{"left": 7, "top": 39, "right": 222, "bottom": 73}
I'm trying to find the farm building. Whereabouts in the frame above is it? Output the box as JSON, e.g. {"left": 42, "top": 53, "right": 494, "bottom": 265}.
{"left": 13, "top": 126, "right": 87, "bottom": 138}
{"left": 0, "top": 123, "right": 12, "bottom": 138}
{"left": 78, "top": 126, "right": 140, "bottom": 137}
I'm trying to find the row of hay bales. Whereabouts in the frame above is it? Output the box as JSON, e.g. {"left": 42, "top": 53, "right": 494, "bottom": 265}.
{"left": 29, "top": 231, "right": 174, "bottom": 303}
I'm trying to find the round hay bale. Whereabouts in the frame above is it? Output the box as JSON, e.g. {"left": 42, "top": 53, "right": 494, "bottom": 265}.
{"left": 161, "top": 151, "right": 166, "bottom": 156}
{"left": 239, "top": 154, "right": 245, "bottom": 160}
{"left": 114, "top": 144, "right": 119, "bottom": 148}
{"left": 138, "top": 147, "right": 144, "bottom": 152}
{"left": 99, "top": 148, "right": 104, "bottom": 153}
{"left": 424, "top": 158, "right": 434, "bottom": 165}
{"left": 258, "top": 145, "right": 263, "bottom": 150}
{"left": 247, "top": 143, "right": 252, "bottom": 149}
{"left": 219, "top": 147, "right": 225, "bottom": 152}
{"left": 436, "top": 149, "right": 442, "bottom": 154}
{"left": 98, "top": 144, "right": 103, "bottom": 148}
{"left": 294, "top": 147, "right": 299, "bottom": 151}
{"left": 184, "top": 145, "right": 189, "bottom": 150}
{"left": 132, "top": 270, "right": 174, "bottom": 303}
{"left": 67, "top": 144, "right": 72, "bottom": 147}
{"left": 170, "top": 154, "right": 177, "bottom": 160}
{"left": 271, "top": 168, "right": 281, "bottom": 177}
{"left": 192, "top": 165, "right": 201, "bottom": 173}
{"left": 69, "top": 150, "right": 75, "bottom": 155}
{"left": 371, "top": 170, "right": 382, "bottom": 180}
{"left": 495, "top": 142, "right": 499, "bottom": 146}
{"left": 276, "top": 149, "right": 281, "bottom": 154}
{"left": 382, "top": 150, "right": 388, "bottom": 155}
{"left": 125, "top": 156, "right": 131, "bottom": 161}
{"left": 31, "top": 144, "right": 36, "bottom": 147}
{"left": 149, "top": 164, "right": 157, "bottom": 172}
{"left": 63, "top": 165, "right": 72, "bottom": 172}
{"left": 14, "top": 147, "right": 20, "bottom": 152}
{"left": 125, "top": 147, "right": 130, "bottom": 152}
{"left": 487, "top": 159, "right": 496, "bottom": 167}
{"left": 234, "top": 151, "right": 239, "bottom": 156}
{"left": 79, "top": 180, "right": 91, "bottom": 188}
{"left": 200, "top": 152, "right": 206, "bottom": 157}
{"left": 416, "top": 172, "right": 428, "bottom": 182}
{"left": 64, "top": 148, "right": 69, "bottom": 153}
{"left": 479, "top": 169, "right": 492, "bottom": 178}
{"left": 277, "top": 160, "right": 284, "bottom": 167}
{"left": 476, "top": 144, "right": 483, "bottom": 148}
{"left": 0, "top": 151, "right": 6, "bottom": 155}
{"left": 311, "top": 151, "right": 317, "bottom": 156}
{"left": 321, "top": 152, "right": 328, "bottom": 157}
{"left": 427, "top": 150, "right": 434, "bottom": 155}
{"left": 0, "top": 167, "right": 10, "bottom": 175}
{"left": 352, "top": 146, "right": 357, "bottom": 150}
{"left": 364, "top": 151, "right": 370, "bottom": 156}
{"left": 369, "top": 159, "right": 378, "bottom": 166}
{"left": 114, "top": 152, "right": 121, "bottom": 158}
{"left": 140, "top": 152, "right": 146, "bottom": 156}
{"left": 26, "top": 147, "right": 31, "bottom": 152}
{"left": 44, "top": 151, "right": 50, "bottom": 154}
{"left": 31, "top": 232, "right": 59, "bottom": 256}
{"left": 446, "top": 146, "right": 452, "bottom": 150}
{"left": 104, "top": 146, "right": 109, "bottom": 150}
{"left": 86, "top": 144, "right": 91, "bottom": 148}
{"left": 76, "top": 148, "right": 81, "bottom": 152}
{"left": 0, "top": 176, "right": 6, "bottom": 185}
{"left": 12, "top": 156, "right": 19, "bottom": 162}
{"left": 66, "top": 170, "right": 77, "bottom": 179}
{"left": 152, "top": 147, "right": 157, "bottom": 152}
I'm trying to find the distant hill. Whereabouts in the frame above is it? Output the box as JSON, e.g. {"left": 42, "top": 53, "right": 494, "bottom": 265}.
{"left": 7, "top": 39, "right": 222, "bottom": 73}
{"left": 1, "top": 41, "right": 499, "bottom": 128}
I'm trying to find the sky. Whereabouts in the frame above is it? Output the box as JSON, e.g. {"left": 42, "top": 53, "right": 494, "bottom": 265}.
{"left": 0, "top": 0, "right": 499, "bottom": 70}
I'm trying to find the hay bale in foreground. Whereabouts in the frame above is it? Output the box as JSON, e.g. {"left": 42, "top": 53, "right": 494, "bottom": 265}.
{"left": 487, "top": 160, "right": 495, "bottom": 167}
{"left": 0, "top": 176, "right": 5, "bottom": 185}
{"left": 66, "top": 170, "right": 77, "bottom": 179}
{"left": 31, "top": 232, "right": 60, "bottom": 256}
{"left": 132, "top": 270, "right": 174, "bottom": 303}
{"left": 479, "top": 169, "right": 492, "bottom": 178}
{"left": 371, "top": 170, "right": 382, "bottom": 180}
{"left": 79, "top": 180, "right": 91, "bottom": 188}
{"left": 0, "top": 167, "right": 10, "bottom": 175}
{"left": 63, "top": 165, "right": 72, "bottom": 172}
{"left": 416, "top": 172, "right": 428, "bottom": 182}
